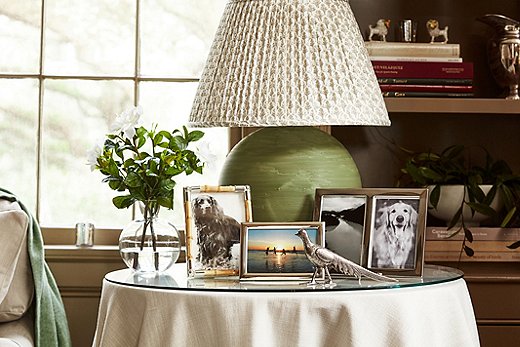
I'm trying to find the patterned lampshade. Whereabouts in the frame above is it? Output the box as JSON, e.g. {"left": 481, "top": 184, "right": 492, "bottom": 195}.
{"left": 189, "top": 0, "right": 390, "bottom": 127}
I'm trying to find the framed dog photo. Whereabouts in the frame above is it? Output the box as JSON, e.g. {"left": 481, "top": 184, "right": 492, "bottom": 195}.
{"left": 314, "top": 189, "right": 368, "bottom": 265}
{"left": 363, "top": 188, "right": 428, "bottom": 277}
{"left": 239, "top": 222, "right": 325, "bottom": 280}
{"left": 183, "top": 185, "right": 252, "bottom": 278}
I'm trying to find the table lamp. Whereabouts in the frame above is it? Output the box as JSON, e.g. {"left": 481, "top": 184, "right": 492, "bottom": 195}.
{"left": 190, "top": 0, "right": 390, "bottom": 222}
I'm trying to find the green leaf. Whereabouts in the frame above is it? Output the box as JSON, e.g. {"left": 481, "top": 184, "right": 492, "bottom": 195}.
{"left": 418, "top": 167, "right": 443, "bottom": 182}
{"left": 465, "top": 202, "right": 496, "bottom": 217}
{"left": 137, "top": 134, "right": 146, "bottom": 148}
{"left": 429, "top": 185, "right": 440, "bottom": 208}
{"left": 124, "top": 172, "right": 142, "bottom": 188}
{"left": 171, "top": 136, "right": 186, "bottom": 150}
{"left": 153, "top": 133, "right": 163, "bottom": 145}
{"left": 165, "top": 167, "right": 184, "bottom": 176}
{"left": 447, "top": 206, "right": 462, "bottom": 230}
{"left": 159, "top": 178, "right": 176, "bottom": 192}
{"left": 187, "top": 130, "right": 204, "bottom": 142}
{"left": 501, "top": 206, "right": 517, "bottom": 227}
{"left": 107, "top": 159, "right": 120, "bottom": 177}
{"left": 463, "top": 226, "right": 473, "bottom": 243}
{"left": 112, "top": 195, "right": 134, "bottom": 209}
{"left": 157, "top": 196, "right": 173, "bottom": 209}
{"left": 463, "top": 245, "right": 474, "bottom": 257}
{"left": 136, "top": 126, "right": 147, "bottom": 137}
{"left": 506, "top": 240, "right": 520, "bottom": 249}
{"left": 108, "top": 179, "right": 124, "bottom": 191}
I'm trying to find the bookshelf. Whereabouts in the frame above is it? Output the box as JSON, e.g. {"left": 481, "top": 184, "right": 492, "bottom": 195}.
{"left": 341, "top": 2, "right": 520, "bottom": 346}
{"left": 385, "top": 98, "right": 520, "bottom": 114}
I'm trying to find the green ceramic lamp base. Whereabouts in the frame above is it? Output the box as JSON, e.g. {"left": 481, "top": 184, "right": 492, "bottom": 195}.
{"left": 219, "top": 127, "right": 362, "bottom": 222}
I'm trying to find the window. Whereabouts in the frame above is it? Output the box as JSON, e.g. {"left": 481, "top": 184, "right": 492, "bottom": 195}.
{"left": 0, "top": 0, "right": 228, "bottom": 229}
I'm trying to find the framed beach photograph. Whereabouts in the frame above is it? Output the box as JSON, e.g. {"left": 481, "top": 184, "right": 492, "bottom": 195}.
{"left": 184, "top": 185, "right": 252, "bottom": 278}
{"left": 314, "top": 189, "right": 368, "bottom": 264}
{"left": 239, "top": 222, "right": 325, "bottom": 280}
{"left": 363, "top": 188, "right": 428, "bottom": 276}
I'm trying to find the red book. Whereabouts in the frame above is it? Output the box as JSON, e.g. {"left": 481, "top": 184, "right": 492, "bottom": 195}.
{"left": 372, "top": 61, "right": 474, "bottom": 79}
{"left": 379, "top": 84, "right": 473, "bottom": 93}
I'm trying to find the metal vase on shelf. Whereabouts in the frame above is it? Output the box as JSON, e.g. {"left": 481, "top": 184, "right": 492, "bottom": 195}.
{"left": 477, "top": 14, "right": 520, "bottom": 99}
{"left": 499, "top": 25, "right": 520, "bottom": 100}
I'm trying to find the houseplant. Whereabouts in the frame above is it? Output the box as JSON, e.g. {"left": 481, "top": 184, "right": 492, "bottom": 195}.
{"left": 88, "top": 106, "right": 205, "bottom": 272}
{"left": 398, "top": 145, "right": 520, "bottom": 255}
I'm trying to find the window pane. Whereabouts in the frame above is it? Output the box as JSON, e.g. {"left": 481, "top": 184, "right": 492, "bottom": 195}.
{"left": 0, "top": 1, "right": 42, "bottom": 73}
{"left": 0, "top": 79, "right": 39, "bottom": 212}
{"left": 41, "top": 79, "right": 134, "bottom": 227}
{"left": 140, "top": 0, "right": 227, "bottom": 78}
{"left": 44, "top": 0, "right": 135, "bottom": 76}
{"left": 139, "top": 82, "right": 228, "bottom": 227}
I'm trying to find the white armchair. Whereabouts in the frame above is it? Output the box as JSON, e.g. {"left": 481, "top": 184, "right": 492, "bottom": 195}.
{"left": 0, "top": 198, "right": 34, "bottom": 347}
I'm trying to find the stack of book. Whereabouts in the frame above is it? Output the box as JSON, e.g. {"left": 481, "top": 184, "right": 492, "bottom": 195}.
{"left": 366, "top": 42, "right": 474, "bottom": 98}
{"left": 424, "top": 227, "right": 520, "bottom": 262}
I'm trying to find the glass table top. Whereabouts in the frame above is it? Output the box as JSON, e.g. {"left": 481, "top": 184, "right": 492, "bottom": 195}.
{"left": 105, "top": 263, "right": 464, "bottom": 292}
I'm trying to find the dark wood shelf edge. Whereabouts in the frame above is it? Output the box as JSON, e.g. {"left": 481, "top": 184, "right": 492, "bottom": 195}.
{"left": 384, "top": 98, "right": 520, "bottom": 114}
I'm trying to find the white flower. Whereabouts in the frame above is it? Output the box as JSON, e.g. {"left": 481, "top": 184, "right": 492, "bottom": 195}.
{"left": 195, "top": 141, "right": 218, "bottom": 171}
{"left": 86, "top": 142, "right": 103, "bottom": 171}
{"left": 109, "top": 105, "right": 143, "bottom": 139}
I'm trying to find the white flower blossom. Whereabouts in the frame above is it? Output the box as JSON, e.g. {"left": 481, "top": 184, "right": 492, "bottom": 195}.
{"left": 109, "top": 105, "right": 143, "bottom": 139}
{"left": 195, "top": 141, "right": 218, "bottom": 171}
{"left": 86, "top": 142, "right": 103, "bottom": 171}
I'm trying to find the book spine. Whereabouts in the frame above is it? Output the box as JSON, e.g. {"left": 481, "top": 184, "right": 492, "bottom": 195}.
{"left": 370, "top": 56, "right": 463, "bottom": 62}
{"left": 382, "top": 91, "right": 473, "bottom": 98}
{"left": 426, "top": 227, "right": 520, "bottom": 241}
{"left": 377, "top": 78, "right": 473, "bottom": 86}
{"left": 379, "top": 84, "right": 473, "bottom": 93}
{"left": 425, "top": 251, "right": 520, "bottom": 262}
{"left": 425, "top": 240, "right": 517, "bottom": 252}
{"left": 372, "top": 61, "right": 474, "bottom": 79}
{"left": 365, "top": 42, "right": 460, "bottom": 58}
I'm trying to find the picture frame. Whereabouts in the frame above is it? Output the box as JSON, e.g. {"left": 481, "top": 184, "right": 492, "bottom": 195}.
{"left": 239, "top": 222, "right": 325, "bottom": 280}
{"left": 364, "top": 189, "right": 428, "bottom": 276}
{"left": 314, "top": 188, "right": 428, "bottom": 276}
{"left": 183, "top": 185, "right": 252, "bottom": 278}
{"left": 313, "top": 189, "right": 368, "bottom": 264}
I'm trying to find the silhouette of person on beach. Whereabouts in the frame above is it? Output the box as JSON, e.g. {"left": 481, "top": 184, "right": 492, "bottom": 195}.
{"left": 292, "top": 246, "right": 297, "bottom": 254}
{"left": 282, "top": 249, "right": 286, "bottom": 255}
{"left": 273, "top": 247, "right": 277, "bottom": 254}
{"left": 265, "top": 247, "right": 270, "bottom": 255}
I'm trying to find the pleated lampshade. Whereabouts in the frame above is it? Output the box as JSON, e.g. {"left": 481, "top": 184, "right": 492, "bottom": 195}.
{"left": 190, "top": 0, "right": 390, "bottom": 127}
{"left": 189, "top": 0, "right": 391, "bottom": 222}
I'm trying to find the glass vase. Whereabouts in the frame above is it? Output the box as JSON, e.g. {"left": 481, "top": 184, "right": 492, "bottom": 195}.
{"left": 119, "top": 213, "right": 181, "bottom": 273}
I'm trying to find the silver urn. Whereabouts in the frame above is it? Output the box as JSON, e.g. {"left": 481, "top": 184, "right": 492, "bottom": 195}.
{"left": 478, "top": 14, "right": 520, "bottom": 99}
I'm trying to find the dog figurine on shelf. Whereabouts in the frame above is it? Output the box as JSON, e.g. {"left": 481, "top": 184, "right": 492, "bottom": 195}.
{"left": 368, "top": 19, "right": 391, "bottom": 41}
{"left": 426, "top": 19, "right": 449, "bottom": 43}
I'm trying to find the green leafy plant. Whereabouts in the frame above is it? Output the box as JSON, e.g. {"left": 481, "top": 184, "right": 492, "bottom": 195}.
{"left": 88, "top": 106, "right": 204, "bottom": 255}
{"left": 398, "top": 145, "right": 520, "bottom": 256}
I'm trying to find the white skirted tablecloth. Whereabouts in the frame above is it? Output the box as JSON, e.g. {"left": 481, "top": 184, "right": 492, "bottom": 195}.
{"left": 92, "top": 264, "right": 479, "bottom": 347}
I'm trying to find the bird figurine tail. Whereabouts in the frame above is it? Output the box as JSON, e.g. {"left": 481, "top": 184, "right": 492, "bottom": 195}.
{"left": 295, "top": 228, "right": 398, "bottom": 284}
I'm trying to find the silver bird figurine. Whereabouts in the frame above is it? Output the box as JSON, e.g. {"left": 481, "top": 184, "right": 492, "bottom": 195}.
{"left": 295, "top": 229, "right": 398, "bottom": 285}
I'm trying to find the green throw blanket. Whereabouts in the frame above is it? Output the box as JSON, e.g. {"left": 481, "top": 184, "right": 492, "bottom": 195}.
{"left": 0, "top": 188, "right": 71, "bottom": 347}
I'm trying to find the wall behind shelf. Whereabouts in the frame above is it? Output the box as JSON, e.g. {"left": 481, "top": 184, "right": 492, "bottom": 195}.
{"left": 350, "top": 0, "right": 520, "bottom": 97}
{"left": 333, "top": 114, "right": 520, "bottom": 187}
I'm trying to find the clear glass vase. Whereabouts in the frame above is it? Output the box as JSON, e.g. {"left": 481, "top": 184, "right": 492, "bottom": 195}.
{"left": 119, "top": 211, "right": 181, "bottom": 273}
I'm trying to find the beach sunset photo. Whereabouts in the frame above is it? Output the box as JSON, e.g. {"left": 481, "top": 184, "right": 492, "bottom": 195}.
{"left": 245, "top": 226, "right": 320, "bottom": 274}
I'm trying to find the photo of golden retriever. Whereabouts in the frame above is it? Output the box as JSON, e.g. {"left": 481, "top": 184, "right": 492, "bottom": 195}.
{"left": 370, "top": 199, "right": 418, "bottom": 269}
{"left": 192, "top": 194, "right": 241, "bottom": 267}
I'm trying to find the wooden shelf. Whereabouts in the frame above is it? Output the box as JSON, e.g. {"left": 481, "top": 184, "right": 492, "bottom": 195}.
{"left": 384, "top": 98, "right": 520, "bottom": 114}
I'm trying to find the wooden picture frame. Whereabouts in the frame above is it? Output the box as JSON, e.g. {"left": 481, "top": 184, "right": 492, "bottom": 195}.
{"left": 239, "top": 222, "right": 325, "bottom": 280}
{"left": 183, "top": 185, "right": 252, "bottom": 278}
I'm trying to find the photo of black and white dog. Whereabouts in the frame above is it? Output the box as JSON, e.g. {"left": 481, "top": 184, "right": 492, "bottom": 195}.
{"left": 369, "top": 197, "right": 419, "bottom": 269}
{"left": 191, "top": 194, "right": 242, "bottom": 267}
